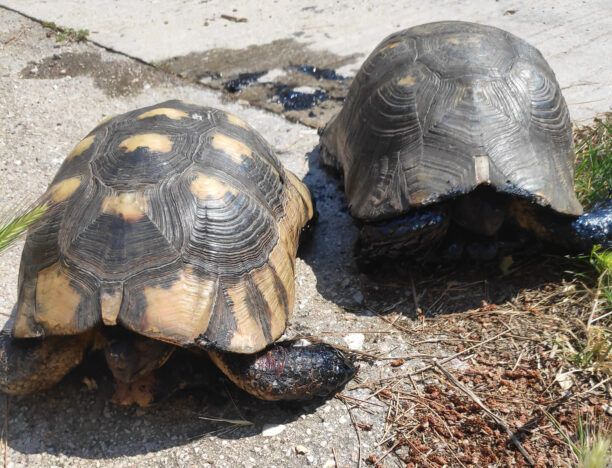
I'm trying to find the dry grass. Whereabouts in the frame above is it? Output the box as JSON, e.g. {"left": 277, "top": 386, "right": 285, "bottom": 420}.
{"left": 357, "top": 266, "right": 611, "bottom": 466}
{"left": 546, "top": 413, "right": 611, "bottom": 468}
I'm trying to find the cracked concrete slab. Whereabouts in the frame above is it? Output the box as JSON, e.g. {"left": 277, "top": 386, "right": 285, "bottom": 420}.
{"left": 1, "top": 0, "right": 611, "bottom": 122}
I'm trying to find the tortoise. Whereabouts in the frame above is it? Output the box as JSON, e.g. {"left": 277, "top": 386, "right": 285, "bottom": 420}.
{"left": 0, "top": 100, "right": 355, "bottom": 404}
{"left": 320, "top": 21, "right": 611, "bottom": 265}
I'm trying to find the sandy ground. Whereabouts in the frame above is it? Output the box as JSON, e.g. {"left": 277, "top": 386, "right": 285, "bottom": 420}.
{"left": 0, "top": 3, "right": 610, "bottom": 467}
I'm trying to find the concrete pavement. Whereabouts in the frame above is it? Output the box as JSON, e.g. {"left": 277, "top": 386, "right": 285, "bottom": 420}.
{"left": 2, "top": 0, "right": 611, "bottom": 122}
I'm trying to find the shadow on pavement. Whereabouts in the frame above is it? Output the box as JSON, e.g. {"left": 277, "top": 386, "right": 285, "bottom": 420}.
{"left": 3, "top": 352, "right": 324, "bottom": 458}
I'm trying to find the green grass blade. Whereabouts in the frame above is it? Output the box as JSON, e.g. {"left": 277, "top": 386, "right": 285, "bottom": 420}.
{"left": 0, "top": 203, "right": 48, "bottom": 253}
{"left": 574, "top": 114, "right": 612, "bottom": 209}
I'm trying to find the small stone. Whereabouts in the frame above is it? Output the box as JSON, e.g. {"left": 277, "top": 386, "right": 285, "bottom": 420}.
{"left": 352, "top": 291, "right": 364, "bottom": 304}
{"left": 261, "top": 423, "right": 286, "bottom": 437}
{"left": 294, "top": 338, "right": 312, "bottom": 347}
{"left": 295, "top": 445, "right": 309, "bottom": 455}
{"left": 555, "top": 371, "right": 573, "bottom": 391}
{"left": 344, "top": 333, "right": 365, "bottom": 350}
{"left": 322, "top": 460, "right": 335, "bottom": 468}
{"left": 257, "top": 68, "right": 286, "bottom": 82}
{"left": 293, "top": 85, "right": 320, "bottom": 94}
{"left": 499, "top": 255, "right": 514, "bottom": 275}
{"left": 81, "top": 376, "right": 97, "bottom": 391}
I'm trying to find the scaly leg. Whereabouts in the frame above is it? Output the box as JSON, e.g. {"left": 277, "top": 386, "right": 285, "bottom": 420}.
{"left": 0, "top": 331, "right": 90, "bottom": 395}
{"left": 355, "top": 207, "right": 450, "bottom": 267}
{"left": 510, "top": 198, "right": 612, "bottom": 252}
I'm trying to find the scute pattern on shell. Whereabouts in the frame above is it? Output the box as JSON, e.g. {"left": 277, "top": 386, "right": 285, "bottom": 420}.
{"left": 320, "top": 21, "right": 582, "bottom": 222}
{"left": 13, "top": 100, "right": 313, "bottom": 354}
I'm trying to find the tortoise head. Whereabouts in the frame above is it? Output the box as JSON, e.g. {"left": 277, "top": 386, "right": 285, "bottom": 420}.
{"left": 103, "top": 328, "right": 175, "bottom": 383}
{"left": 451, "top": 185, "right": 511, "bottom": 237}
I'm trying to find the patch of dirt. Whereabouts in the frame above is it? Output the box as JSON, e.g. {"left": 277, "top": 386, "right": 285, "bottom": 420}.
{"left": 158, "top": 38, "right": 354, "bottom": 84}
{"left": 349, "top": 255, "right": 611, "bottom": 466}
{"left": 159, "top": 39, "right": 359, "bottom": 128}
{"left": 21, "top": 51, "right": 174, "bottom": 97}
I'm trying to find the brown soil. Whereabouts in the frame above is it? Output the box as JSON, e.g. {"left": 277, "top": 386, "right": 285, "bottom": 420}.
{"left": 353, "top": 255, "right": 611, "bottom": 467}
{"left": 159, "top": 39, "right": 358, "bottom": 128}
{"left": 21, "top": 51, "right": 174, "bottom": 97}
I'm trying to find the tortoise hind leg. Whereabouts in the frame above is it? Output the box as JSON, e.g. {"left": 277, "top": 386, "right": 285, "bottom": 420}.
{"left": 355, "top": 207, "right": 450, "bottom": 268}
{"left": 0, "top": 331, "right": 90, "bottom": 395}
{"left": 208, "top": 340, "right": 356, "bottom": 401}
{"left": 510, "top": 198, "right": 612, "bottom": 252}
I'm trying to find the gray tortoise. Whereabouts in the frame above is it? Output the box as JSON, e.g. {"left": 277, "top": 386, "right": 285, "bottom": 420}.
{"left": 320, "top": 21, "right": 611, "bottom": 264}
{"left": 0, "top": 100, "right": 354, "bottom": 404}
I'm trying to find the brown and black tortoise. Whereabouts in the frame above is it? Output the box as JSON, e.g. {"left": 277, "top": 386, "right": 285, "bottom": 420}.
{"left": 0, "top": 100, "right": 355, "bottom": 404}
{"left": 320, "top": 21, "right": 611, "bottom": 266}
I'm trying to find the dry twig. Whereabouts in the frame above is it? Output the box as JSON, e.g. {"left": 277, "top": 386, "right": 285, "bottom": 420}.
{"left": 343, "top": 400, "right": 363, "bottom": 468}
{"left": 219, "top": 14, "right": 247, "bottom": 23}
{"left": 332, "top": 446, "right": 339, "bottom": 467}
{"left": 3, "top": 396, "right": 7, "bottom": 468}
{"left": 382, "top": 328, "right": 512, "bottom": 381}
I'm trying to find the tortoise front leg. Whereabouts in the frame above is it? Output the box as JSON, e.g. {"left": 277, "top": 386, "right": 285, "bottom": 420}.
{"left": 0, "top": 331, "right": 90, "bottom": 395}
{"left": 208, "top": 341, "right": 356, "bottom": 401}
{"left": 510, "top": 198, "right": 612, "bottom": 252}
{"left": 571, "top": 200, "right": 612, "bottom": 250}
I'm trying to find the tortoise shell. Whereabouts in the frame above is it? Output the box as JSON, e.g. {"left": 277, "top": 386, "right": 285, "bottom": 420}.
{"left": 13, "top": 100, "right": 313, "bottom": 354}
{"left": 320, "top": 21, "right": 582, "bottom": 222}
